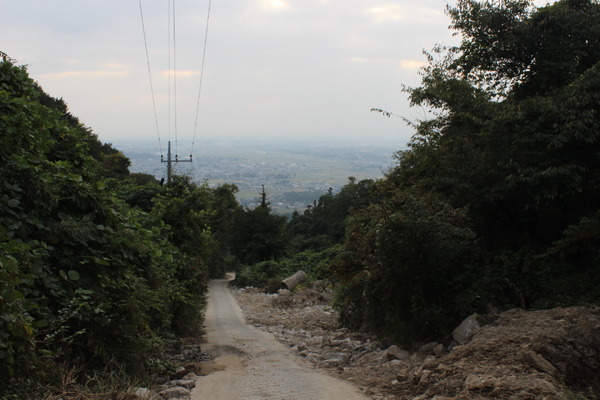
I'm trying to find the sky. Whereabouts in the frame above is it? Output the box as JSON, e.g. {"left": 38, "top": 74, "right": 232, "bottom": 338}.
{"left": 0, "top": 0, "right": 519, "bottom": 149}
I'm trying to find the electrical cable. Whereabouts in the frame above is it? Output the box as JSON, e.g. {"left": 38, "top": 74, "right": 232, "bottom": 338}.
{"left": 191, "top": 0, "right": 213, "bottom": 157}
{"left": 172, "top": 0, "right": 179, "bottom": 158}
{"left": 168, "top": 0, "right": 172, "bottom": 146}
{"left": 139, "top": 0, "right": 210, "bottom": 172}
{"left": 138, "top": 0, "right": 163, "bottom": 157}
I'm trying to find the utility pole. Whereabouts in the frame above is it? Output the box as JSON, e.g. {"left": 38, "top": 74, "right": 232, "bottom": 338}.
{"left": 161, "top": 141, "right": 192, "bottom": 186}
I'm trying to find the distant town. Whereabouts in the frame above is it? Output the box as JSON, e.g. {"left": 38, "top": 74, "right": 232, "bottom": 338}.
{"left": 113, "top": 139, "right": 402, "bottom": 215}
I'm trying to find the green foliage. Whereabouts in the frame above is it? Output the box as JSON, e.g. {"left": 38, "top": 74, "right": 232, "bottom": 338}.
{"left": 233, "top": 178, "right": 377, "bottom": 292}
{"left": 230, "top": 194, "right": 289, "bottom": 266}
{"left": 288, "top": 178, "right": 375, "bottom": 251}
{"left": 333, "top": 188, "right": 480, "bottom": 343}
{"left": 235, "top": 248, "right": 335, "bottom": 290}
{"left": 448, "top": 0, "right": 600, "bottom": 98}
{"left": 0, "top": 253, "right": 35, "bottom": 375}
{"left": 235, "top": 260, "right": 289, "bottom": 290}
{"left": 331, "top": 0, "right": 600, "bottom": 346}
{"left": 0, "top": 57, "right": 237, "bottom": 396}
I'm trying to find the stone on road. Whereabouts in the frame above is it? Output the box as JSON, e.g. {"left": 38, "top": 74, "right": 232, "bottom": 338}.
{"left": 191, "top": 279, "right": 370, "bottom": 400}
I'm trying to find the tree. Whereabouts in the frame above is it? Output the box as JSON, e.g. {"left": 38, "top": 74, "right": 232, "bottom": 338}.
{"left": 332, "top": 0, "right": 600, "bottom": 345}
{"left": 287, "top": 178, "right": 375, "bottom": 251}
{"left": 0, "top": 57, "right": 174, "bottom": 380}
{"left": 0, "top": 57, "right": 213, "bottom": 396}
{"left": 231, "top": 187, "right": 288, "bottom": 265}
{"left": 447, "top": 0, "right": 600, "bottom": 98}
{"left": 409, "top": 0, "right": 600, "bottom": 252}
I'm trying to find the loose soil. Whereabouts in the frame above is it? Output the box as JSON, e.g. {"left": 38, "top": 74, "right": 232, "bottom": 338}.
{"left": 232, "top": 284, "right": 600, "bottom": 400}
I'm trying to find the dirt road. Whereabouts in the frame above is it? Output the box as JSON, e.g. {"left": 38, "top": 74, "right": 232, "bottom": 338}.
{"left": 191, "top": 279, "right": 370, "bottom": 400}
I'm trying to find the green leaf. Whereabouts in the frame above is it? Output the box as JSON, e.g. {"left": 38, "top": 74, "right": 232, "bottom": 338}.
{"left": 7, "top": 198, "right": 19, "bottom": 207}
{"left": 5, "top": 290, "right": 24, "bottom": 301}
{"left": 34, "top": 319, "right": 48, "bottom": 328}
{"left": 67, "top": 270, "right": 80, "bottom": 281}
{"left": 23, "top": 324, "right": 33, "bottom": 336}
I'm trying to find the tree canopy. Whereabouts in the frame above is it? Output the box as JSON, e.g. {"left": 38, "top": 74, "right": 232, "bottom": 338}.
{"left": 331, "top": 0, "right": 600, "bottom": 344}
{"left": 3, "top": 0, "right": 600, "bottom": 394}
{"left": 0, "top": 56, "right": 241, "bottom": 397}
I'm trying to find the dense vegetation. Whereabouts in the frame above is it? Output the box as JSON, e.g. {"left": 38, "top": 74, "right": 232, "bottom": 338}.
{"left": 331, "top": 0, "right": 600, "bottom": 344}
{"left": 2, "top": 0, "right": 600, "bottom": 396}
{"left": 0, "top": 55, "right": 239, "bottom": 398}
{"left": 233, "top": 177, "right": 375, "bottom": 289}
{"left": 237, "top": 0, "right": 600, "bottom": 346}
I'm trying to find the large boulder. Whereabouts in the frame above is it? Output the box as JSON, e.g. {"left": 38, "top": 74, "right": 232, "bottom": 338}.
{"left": 452, "top": 313, "right": 481, "bottom": 345}
{"left": 386, "top": 345, "right": 410, "bottom": 361}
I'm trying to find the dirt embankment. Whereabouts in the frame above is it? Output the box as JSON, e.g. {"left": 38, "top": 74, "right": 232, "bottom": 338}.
{"left": 233, "top": 286, "right": 600, "bottom": 400}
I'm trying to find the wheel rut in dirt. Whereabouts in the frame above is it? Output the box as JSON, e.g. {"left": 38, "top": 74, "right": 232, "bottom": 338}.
{"left": 191, "top": 279, "right": 370, "bottom": 400}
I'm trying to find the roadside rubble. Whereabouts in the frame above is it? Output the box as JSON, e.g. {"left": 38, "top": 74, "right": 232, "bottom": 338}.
{"left": 232, "top": 285, "right": 600, "bottom": 400}
{"left": 134, "top": 339, "right": 211, "bottom": 400}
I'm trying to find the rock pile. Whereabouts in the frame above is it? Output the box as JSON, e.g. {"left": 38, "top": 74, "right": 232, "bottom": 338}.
{"left": 134, "top": 339, "right": 211, "bottom": 400}
{"left": 233, "top": 286, "right": 600, "bottom": 400}
{"left": 234, "top": 287, "right": 454, "bottom": 399}
{"left": 135, "top": 373, "right": 198, "bottom": 400}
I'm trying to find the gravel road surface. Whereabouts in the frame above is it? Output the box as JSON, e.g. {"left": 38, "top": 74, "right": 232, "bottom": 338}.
{"left": 190, "top": 279, "right": 370, "bottom": 400}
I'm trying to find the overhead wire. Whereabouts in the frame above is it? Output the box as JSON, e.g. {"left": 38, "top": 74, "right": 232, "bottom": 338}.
{"left": 167, "top": 0, "right": 172, "bottom": 146}
{"left": 139, "top": 0, "right": 212, "bottom": 174}
{"left": 191, "top": 0, "right": 213, "bottom": 158}
{"left": 138, "top": 0, "right": 163, "bottom": 157}
{"left": 171, "top": 0, "right": 179, "bottom": 159}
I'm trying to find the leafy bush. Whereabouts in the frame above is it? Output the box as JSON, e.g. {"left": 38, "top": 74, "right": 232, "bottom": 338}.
{"left": 333, "top": 189, "right": 481, "bottom": 344}
{"left": 330, "top": 0, "right": 600, "bottom": 345}
{"left": 0, "top": 57, "right": 225, "bottom": 396}
{"left": 234, "top": 248, "right": 336, "bottom": 291}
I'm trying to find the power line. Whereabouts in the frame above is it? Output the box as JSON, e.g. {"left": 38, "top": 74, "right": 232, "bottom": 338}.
{"left": 139, "top": 0, "right": 211, "bottom": 180}
{"left": 172, "top": 0, "right": 179, "bottom": 158}
{"left": 138, "top": 0, "right": 163, "bottom": 156}
{"left": 168, "top": 0, "right": 172, "bottom": 145}
{"left": 191, "top": 0, "right": 213, "bottom": 157}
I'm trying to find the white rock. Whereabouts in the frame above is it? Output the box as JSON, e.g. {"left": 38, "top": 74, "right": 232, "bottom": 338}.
{"left": 386, "top": 345, "right": 410, "bottom": 361}
{"left": 170, "top": 379, "right": 195, "bottom": 390}
{"left": 134, "top": 387, "right": 161, "bottom": 400}
{"left": 182, "top": 372, "right": 198, "bottom": 380}
{"left": 452, "top": 313, "right": 480, "bottom": 345}
{"left": 433, "top": 343, "right": 445, "bottom": 355}
{"left": 308, "top": 336, "right": 324, "bottom": 345}
{"left": 424, "top": 355, "right": 436, "bottom": 363}
{"left": 135, "top": 387, "right": 151, "bottom": 397}
{"left": 159, "top": 386, "right": 190, "bottom": 399}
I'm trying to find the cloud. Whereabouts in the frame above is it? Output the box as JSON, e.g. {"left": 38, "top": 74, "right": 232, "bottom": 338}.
{"left": 399, "top": 60, "right": 426, "bottom": 69}
{"left": 3, "top": 0, "right": 458, "bottom": 145}
{"left": 159, "top": 70, "right": 202, "bottom": 77}
{"left": 348, "top": 58, "right": 425, "bottom": 70}
{"left": 257, "top": 0, "right": 291, "bottom": 11}
{"left": 369, "top": 4, "right": 444, "bottom": 24}
{"left": 41, "top": 70, "right": 130, "bottom": 79}
{"left": 270, "top": 0, "right": 289, "bottom": 8}
{"left": 101, "top": 62, "right": 130, "bottom": 70}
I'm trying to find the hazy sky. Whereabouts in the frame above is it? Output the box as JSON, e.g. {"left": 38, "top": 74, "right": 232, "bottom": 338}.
{"left": 1, "top": 1, "right": 524, "bottom": 148}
